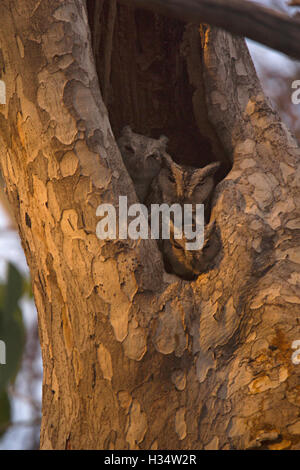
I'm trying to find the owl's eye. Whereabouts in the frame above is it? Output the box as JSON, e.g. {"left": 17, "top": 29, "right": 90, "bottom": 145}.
{"left": 125, "top": 145, "right": 134, "bottom": 153}
{"left": 173, "top": 240, "right": 184, "bottom": 251}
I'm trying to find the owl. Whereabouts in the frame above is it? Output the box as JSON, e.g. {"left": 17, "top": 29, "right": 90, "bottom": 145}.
{"left": 146, "top": 152, "right": 220, "bottom": 208}
{"left": 146, "top": 153, "right": 220, "bottom": 279}
{"left": 118, "top": 127, "right": 221, "bottom": 279}
{"left": 118, "top": 126, "right": 168, "bottom": 203}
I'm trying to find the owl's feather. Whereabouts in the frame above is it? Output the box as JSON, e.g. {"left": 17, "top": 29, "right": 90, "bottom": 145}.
{"left": 118, "top": 127, "right": 221, "bottom": 279}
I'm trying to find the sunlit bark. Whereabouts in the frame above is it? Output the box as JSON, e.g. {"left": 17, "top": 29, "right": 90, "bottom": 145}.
{"left": 0, "top": 0, "right": 299, "bottom": 449}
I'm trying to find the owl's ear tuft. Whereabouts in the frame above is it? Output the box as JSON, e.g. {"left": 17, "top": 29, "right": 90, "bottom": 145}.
{"left": 122, "top": 126, "right": 133, "bottom": 136}
{"left": 203, "top": 162, "right": 221, "bottom": 176}
{"left": 195, "top": 162, "right": 220, "bottom": 181}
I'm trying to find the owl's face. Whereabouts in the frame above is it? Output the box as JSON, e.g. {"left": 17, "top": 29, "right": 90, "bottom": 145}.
{"left": 158, "top": 155, "right": 220, "bottom": 206}
{"left": 118, "top": 127, "right": 169, "bottom": 171}
{"left": 118, "top": 126, "right": 168, "bottom": 202}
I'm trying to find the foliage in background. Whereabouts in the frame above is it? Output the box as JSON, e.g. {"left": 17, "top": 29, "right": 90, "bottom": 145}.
{"left": 0, "top": 263, "right": 27, "bottom": 436}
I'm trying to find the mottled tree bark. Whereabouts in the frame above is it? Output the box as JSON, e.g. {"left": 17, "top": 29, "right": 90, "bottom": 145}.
{"left": 0, "top": 0, "right": 299, "bottom": 450}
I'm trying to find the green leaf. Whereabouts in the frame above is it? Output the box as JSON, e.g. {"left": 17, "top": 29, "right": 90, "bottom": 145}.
{"left": 23, "top": 278, "right": 33, "bottom": 299}
{"left": 0, "top": 263, "right": 26, "bottom": 392}
{"left": 0, "top": 389, "right": 11, "bottom": 438}
{"left": 3, "top": 263, "right": 24, "bottom": 322}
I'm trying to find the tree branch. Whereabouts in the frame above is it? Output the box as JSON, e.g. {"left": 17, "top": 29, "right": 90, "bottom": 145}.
{"left": 121, "top": 0, "right": 300, "bottom": 60}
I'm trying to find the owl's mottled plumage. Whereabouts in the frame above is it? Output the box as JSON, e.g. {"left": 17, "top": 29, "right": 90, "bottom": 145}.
{"left": 118, "top": 127, "right": 221, "bottom": 279}
{"left": 118, "top": 126, "right": 168, "bottom": 203}
{"left": 146, "top": 152, "right": 220, "bottom": 207}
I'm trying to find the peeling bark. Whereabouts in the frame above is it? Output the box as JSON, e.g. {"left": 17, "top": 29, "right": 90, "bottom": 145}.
{"left": 0, "top": 0, "right": 299, "bottom": 450}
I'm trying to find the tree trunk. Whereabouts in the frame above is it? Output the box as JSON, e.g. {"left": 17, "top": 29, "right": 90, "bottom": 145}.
{"left": 0, "top": 0, "right": 299, "bottom": 450}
